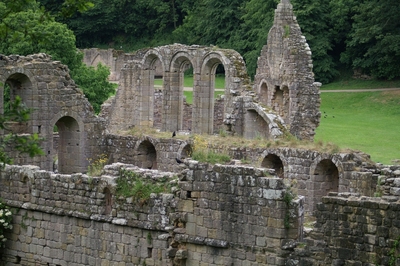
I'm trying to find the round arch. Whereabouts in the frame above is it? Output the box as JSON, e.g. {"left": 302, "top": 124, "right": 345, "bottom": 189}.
{"left": 50, "top": 111, "right": 85, "bottom": 174}
{"left": 1, "top": 71, "right": 37, "bottom": 134}
{"left": 134, "top": 137, "right": 158, "bottom": 170}
{"left": 261, "top": 153, "right": 285, "bottom": 178}
{"left": 309, "top": 155, "right": 343, "bottom": 215}
{"left": 164, "top": 52, "right": 195, "bottom": 132}
{"left": 196, "top": 52, "right": 228, "bottom": 134}
{"left": 177, "top": 142, "right": 193, "bottom": 159}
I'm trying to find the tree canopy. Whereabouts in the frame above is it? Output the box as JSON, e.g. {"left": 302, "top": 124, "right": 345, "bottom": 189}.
{"left": 2, "top": 0, "right": 400, "bottom": 83}
{"left": 1, "top": 0, "right": 115, "bottom": 114}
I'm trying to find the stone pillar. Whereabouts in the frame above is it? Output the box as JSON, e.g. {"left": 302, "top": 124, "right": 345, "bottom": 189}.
{"left": 140, "top": 69, "right": 154, "bottom": 127}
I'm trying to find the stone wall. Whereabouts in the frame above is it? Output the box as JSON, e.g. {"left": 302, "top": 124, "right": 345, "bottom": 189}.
{"left": 82, "top": 48, "right": 164, "bottom": 81}
{"left": 288, "top": 193, "right": 400, "bottom": 265}
{"left": 0, "top": 163, "right": 303, "bottom": 265}
{"left": 0, "top": 54, "right": 105, "bottom": 174}
{"left": 253, "top": 0, "right": 320, "bottom": 140}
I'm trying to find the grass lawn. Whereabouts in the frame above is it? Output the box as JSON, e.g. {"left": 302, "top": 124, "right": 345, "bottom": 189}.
{"left": 320, "top": 78, "right": 400, "bottom": 90}
{"left": 315, "top": 90, "right": 400, "bottom": 164}
{"left": 154, "top": 75, "right": 225, "bottom": 89}
{"left": 183, "top": 91, "right": 224, "bottom": 104}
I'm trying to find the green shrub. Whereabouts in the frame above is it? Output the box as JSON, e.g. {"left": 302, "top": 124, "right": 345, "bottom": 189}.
{"left": 116, "top": 169, "right": 173, "bottom": 205}
{"left": 0, "top": 200, "right": 13, "bottom": 247}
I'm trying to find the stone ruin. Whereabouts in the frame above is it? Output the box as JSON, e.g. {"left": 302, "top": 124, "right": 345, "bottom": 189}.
{"left": 0, "top": 0, "right": 399, "bottom": 265}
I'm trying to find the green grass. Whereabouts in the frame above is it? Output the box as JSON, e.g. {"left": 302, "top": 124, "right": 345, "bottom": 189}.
{"left": 321, "top": 78, "right": 400, "bottom": 90}
{"left": 315, "top": 90, "right": 400, "bottom": 164}
{"left": 183, "top": 91, "right": 224, "bottom": 104}
{"left": 154, "top": 74, "right": 225, "bottom": 89}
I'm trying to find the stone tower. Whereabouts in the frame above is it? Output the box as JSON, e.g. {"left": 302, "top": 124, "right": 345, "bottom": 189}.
{"left": 254, "top": 0, "right": 321, "bottom": 140}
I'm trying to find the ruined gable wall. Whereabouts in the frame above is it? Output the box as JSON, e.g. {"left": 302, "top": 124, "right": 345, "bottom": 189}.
{"left": 253, "top": 0, "right": 321, "bottom": 141}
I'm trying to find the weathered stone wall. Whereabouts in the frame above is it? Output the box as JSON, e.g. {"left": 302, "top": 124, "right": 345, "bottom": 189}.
{"left": 253, "top": 0, "right": 321, "bottom": 140}
{"left": 288, "top": 193, "right": 400, "bottom": 265}
{"left": 101, "top": 133, "right": 380, "bottom": 215}
{"left": 105, "top": 44, "right": 250, "bottom": 135}
{"left": 82, "top": 48, "right": 163, "bottom": 81}
{"left": 0, "top": 163, "right": 303, "bottom": 265}
{"left": 0, "top": 164, "right": 177, "bottom": 265}
{"left": 378, "top": 165, "right": 400, "bottom": 196}
{"left": 175, "top": 161, "right": 303, "bottom": 265}
{"left": 0, "top": 54, "right": 105, "bottom": 174}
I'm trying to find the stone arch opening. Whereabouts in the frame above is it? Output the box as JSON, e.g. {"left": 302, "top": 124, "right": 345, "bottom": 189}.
{"left": 244, "top": 110, "right": 270, "bottom": 140}
{"left": 311, "top": 159, "right": 339, "bottom": 212}
{"left": 55, "top": 116, "right": 83, "bottom": 174}
{"left": 272, "top": 85, "right": 289, "bottom": 121}
{"left": 142, "top": 53, "right": 165, "bottom": 129}
{"left": 167, "top": 54, "right": 194, "bottom": 132}
{"left": 181, "top": 144, "right": 192, "bottom": 159}
{"left": 137, "top": 140, "right": 157, "bottom": 169}
{"left": 261, "top": 154, "right": 284, "bottom": 178}
{"left": 103, "top": 187, "right": 113, "bottom": 215}
{"left": 2, "top": 73, "right": 34, "bottom": 134}
{"left": 259, "top": 81, "right": 269, "bottom": 105}
{"left": 197, "top": 56, "right": 225, "bottom": 134}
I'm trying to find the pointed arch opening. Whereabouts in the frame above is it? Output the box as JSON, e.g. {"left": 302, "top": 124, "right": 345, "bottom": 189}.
{"left": 141, "top": 55, "right": 164, "bottom": 128}
{"left": 197, "top": 56, "right": 225, "bottom": 134}
{"left": 261, "top": 154, "right": 284, "bottom": 178}
{"left": 137, "top": 140, "right": 157, "bottom": 169}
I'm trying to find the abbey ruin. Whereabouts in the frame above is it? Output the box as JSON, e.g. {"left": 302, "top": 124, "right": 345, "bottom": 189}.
{"left": 0, "top": 0, "right": 399, "bottom": 265}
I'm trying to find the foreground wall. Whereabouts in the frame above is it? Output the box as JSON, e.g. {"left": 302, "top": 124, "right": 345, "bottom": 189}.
{"left": 0, "top": 163, "right": 302, "bottom": 265}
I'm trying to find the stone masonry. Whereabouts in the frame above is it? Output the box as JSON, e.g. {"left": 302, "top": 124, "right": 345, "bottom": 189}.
{"left": 0, "top": 53, "right": 105, "bottom": 174}
{"left": 0, "top": 0, "right": 399, "bottom": 265}
{"left": 253, "top": 0, "right": 321, "bottom": 140}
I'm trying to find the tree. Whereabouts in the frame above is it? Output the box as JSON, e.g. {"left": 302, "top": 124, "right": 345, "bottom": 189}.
{"left": 1, "top": 0, "right": 116, "bottom": 114}
{"left": 71, "top": 63, "right": 115, "bottom": 114}
{"left": 291, "top": 0, "right": 338, "bottom": 83}
{"left": 341, "top": 0, "right": 400, "bottom": 79}
{"left": 230, "top": 0, "right": 279, "bottom": 78}
{"left": 173, "top": 0, "right": 245, "bottom": 46}
{"left": 0, "top": 96, "right": 44, "bottom": 167}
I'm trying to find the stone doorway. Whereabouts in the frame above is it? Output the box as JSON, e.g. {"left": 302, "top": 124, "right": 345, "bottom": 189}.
{"left": 55, "top": 116, "right": 83, "bottom": 174}
{"left": 311, "top": 159, "right": 339, "bottom": 213}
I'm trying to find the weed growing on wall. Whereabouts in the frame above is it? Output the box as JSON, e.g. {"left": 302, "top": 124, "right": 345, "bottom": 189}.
{"left": 0, "top": 200, "right": 13, "bottom": 247}
{"left": 116, "top": 169, "right": 173, "bottom": 205}
{"left": 87, "top": 154, "right": 108, "bottom": 176}
{"left": 191, "top": 135, "right": 231, "bottom": 164}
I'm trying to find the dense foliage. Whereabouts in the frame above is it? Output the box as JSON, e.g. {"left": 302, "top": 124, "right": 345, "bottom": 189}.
{"left": 2, "top": 0, "right": 400, "bottom": 84}
{"left": 0, "top": 0, "right": 114, "bottom": 114}
{"left": 36, "top": 0, "right": 400, "bottom": 83}
{"left": 0, "top": 96, "right": 44, "bottom": 166}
